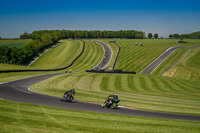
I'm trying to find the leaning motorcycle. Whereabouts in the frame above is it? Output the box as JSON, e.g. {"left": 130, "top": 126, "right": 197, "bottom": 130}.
{"left": 60, "top": 93, "right": 74, "bottom": 103}
{"left": 101, "top": 99, "right": 120, "bottom": 109}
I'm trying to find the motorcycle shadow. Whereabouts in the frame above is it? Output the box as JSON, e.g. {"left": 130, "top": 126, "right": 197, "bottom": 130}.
{"left": 71, "top": 101, "right": 78, "bottom": 103}
{"left": 62, "top": 101, "right": 78, "bottom": 103}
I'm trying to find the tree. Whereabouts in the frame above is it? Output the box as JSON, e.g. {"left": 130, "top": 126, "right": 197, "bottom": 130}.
{"left": 154, "top": 33, "right": 158, "bottom": 39}
{"left": 169, "top": 34, "right": 173, "bottom": 38}
{"left": 173, "top": 34, "right": 180, "bottom": 39}
{"left": 20, "top": 31, "right": 30, "bottom": 39}
{"left": 148, "top": 33, "right": 153, "bottom": 38}
{"left": 0, "top": 36, "right": 1, "bottom": 39}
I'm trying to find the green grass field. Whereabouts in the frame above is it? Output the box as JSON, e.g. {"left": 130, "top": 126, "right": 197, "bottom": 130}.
{"left": 0, "top": 39, "right": 103, "bottom": 71}
{"left": 65, "top": 40, "right": 104, "bottom": 71}
{"left": 1, "top": 39, "right": 200, "bottom": 132}
{"left": 100, "top": 39, "right": 200, "bottom": 73}
{"left": 0, "top": 39, "right": 32, "bottom": 48}
{"left": 1, "top": 99, "right": 199, "bottom": 133}
{"left": 30, "top": 40, "right": 83, "bottom": 69}
{"left": 187, "top": 47, "right": 200, "bottom": 68}
{"left": 158, "top": 47, "right": 200, "bottom": 81}
{"left": 31, "top": 72, "right": 200, "bottom": 115}
{"left": 152, "top": 47, "right": 191, "bottom": 75}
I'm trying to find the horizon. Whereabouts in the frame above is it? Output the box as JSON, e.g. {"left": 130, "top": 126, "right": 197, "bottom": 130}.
{"left": 0, "top": 0, "right": 200, "bottom": 38}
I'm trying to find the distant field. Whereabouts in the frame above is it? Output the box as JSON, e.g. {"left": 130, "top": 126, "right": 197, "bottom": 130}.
{"left": 0, "top": 39, "right": 32, "bottom": 48}
{"left": 100, "top": 39, "right": 200, "bottom": 73}
{"left": 1, "top": 100, "right": 199, "bottom": 133}
{"left": 31, "top": 72, "right": 200, "bottom": 115}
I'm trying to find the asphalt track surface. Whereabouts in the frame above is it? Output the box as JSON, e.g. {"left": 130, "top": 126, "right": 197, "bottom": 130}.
{"left": 0, "top": 73, "right": 200, "bottom": 121}
{"left": 95, "top": 41, "right": 112, "bottom": 69}
{"left": 141, "top": 45, "right": 190, "bottom": 74}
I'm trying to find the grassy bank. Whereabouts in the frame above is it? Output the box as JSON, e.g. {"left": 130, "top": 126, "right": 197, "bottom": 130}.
{"left": 100, "top": 39, "right": 200, "bottom": 72}
{"left": 1, "top": 99, "right": 199, "bottom": 133}
{"left": 31, "top": 72, "right": 200, "bottom": 115}
{"left": 30, "top": 40, "right": 83, "bottom": 69}
{"left": 152, "top": 47, "right": 191, "bottom": 75}
{"left": 65, "top": 40, "right": 104, "bottom": 71}
{"left": 160, "top": 47, "right": 200, "bottom": 81}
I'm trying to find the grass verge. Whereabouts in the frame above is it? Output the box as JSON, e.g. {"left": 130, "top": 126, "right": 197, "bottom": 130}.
{"left": 0, "top": 99, "right": 199, "bottom": 133}
{"left": 0, "top": 71, "right": 63, "bottom": 83}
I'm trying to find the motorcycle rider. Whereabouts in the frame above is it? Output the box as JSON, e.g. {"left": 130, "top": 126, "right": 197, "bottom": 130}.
{"left": 64, "top": 88, "right": 75, "bottom": 96}
{"left": 107, "top": 93, "right": 118, "bottom": 103}
{"left": 61, "top": 88, "right": 75, "bottom": 102}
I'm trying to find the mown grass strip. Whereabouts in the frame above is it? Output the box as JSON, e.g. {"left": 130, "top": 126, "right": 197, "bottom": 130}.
{"left": 1, "top": 99, "right": 200, "bottom": 133}
{"left": 161, "top": 47, "right": 200, "bottom": 80}
{"left": 66, "top": 40, "right": 104, "bottom": 71}
{"left": 30, "top": 40, "right": 83, "bottom": 69}
{"left": 31, "top": 72, "right": 200, "bottom": 115}
{"left": 100, "top": 39, "right": 200, "bottom": 73}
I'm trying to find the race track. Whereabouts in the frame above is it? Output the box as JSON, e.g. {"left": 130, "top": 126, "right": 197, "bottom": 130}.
{"left": 141, "top": 45, "right": 191, "bottom": 74}
{"left": 0, "top": 42, "right": 200, "bottom": 121}
{"left": 0, "top": 73, "right": 200, "bottom": 121}
{"left": 95, "top": 41, "right": 112, "bottom": 69}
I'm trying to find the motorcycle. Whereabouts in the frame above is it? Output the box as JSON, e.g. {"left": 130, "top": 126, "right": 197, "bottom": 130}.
{"left": 60, "top": 93, "right": 74, "bottom": 103}
{"left": 101, "top": 99, "right": 120, "bottom": 109}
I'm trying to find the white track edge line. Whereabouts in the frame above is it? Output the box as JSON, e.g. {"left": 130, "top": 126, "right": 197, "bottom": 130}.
{"left": 28, "top": 87, "right": 59, "bottom": 98}
{"left": 140, "top": 47, "right": 173, "bottom": 73}
{"left": 150, "top": 49, "right": 177, "bottom": 74}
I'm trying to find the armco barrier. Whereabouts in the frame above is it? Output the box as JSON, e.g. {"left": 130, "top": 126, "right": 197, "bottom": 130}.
{"left": 0, "top": 41, "right": 85, "bottom": 73}
{"left": 86, "top": 69, "right": 136, "bottom": 74}
{"left": 112, "top": 47, "right": 120, "bottom": 70}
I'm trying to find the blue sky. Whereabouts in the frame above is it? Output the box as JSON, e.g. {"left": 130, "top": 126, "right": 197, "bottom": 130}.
{"left": 0, "top": 0, "right": 200, "bottom": 38}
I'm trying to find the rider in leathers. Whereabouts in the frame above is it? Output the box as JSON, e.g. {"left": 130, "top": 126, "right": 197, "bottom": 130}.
{"left": 64, "top": 88, "right": 75, "bottom": 96}
{"left": 107, "top": 93, "right": 118, "bottom": 103}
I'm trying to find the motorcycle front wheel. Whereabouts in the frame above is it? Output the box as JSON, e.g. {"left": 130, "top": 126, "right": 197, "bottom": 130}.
{"left": 101, "top": 103, "right": 106, "bottom": 108}
{"left": 111, "top": 103, "right": 117, "bottom": 109}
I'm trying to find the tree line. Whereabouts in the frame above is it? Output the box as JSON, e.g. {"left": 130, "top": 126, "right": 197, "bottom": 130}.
{"left": 21, "top": 30, "right": 145, "bottom": 39}
{"left": 1, "top": 30, "right": 145, "bottom": 65}
{"left": 169, "top": 31, "right": 200, "bottom": 39}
